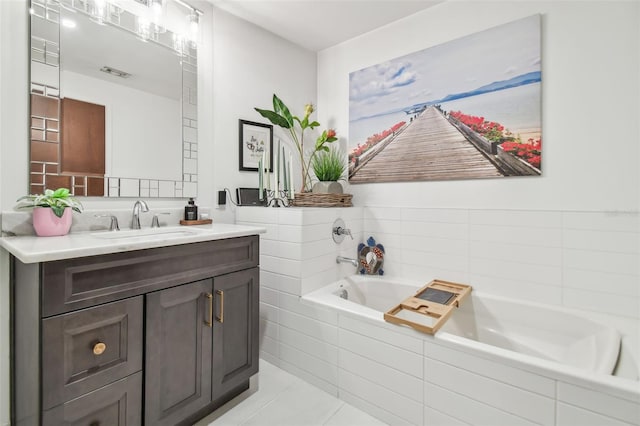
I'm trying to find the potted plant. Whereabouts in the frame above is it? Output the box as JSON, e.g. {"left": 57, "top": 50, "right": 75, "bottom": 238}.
{"left": 311, "top": 146, "right": 346, "bottom": 194}
{"left": 255, "top": 94, "right": 338, "bottom": 193}
{"left": 15, "top": 188, "right": 83, "bottom": 236}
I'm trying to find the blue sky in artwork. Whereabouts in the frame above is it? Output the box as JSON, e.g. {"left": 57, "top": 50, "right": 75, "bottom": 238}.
{"left": 349, "top": 15, "right": 541, "bottom": 121}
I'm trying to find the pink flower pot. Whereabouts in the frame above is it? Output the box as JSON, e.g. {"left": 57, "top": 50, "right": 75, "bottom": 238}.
{"left": 32, "top": 207, "right": 72, "bottom": 237}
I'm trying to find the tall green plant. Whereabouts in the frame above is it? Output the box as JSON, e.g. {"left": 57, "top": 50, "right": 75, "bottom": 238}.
{"left": 255, "top": 94, "right": 337, "bottom": 192}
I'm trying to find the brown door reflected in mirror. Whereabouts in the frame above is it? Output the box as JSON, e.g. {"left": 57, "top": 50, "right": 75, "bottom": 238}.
{"left": 61, "top": 98, "right": 105, "bottom": 177}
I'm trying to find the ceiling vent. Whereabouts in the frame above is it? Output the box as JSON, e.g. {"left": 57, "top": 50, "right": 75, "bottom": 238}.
{"left": 100, "top": 66, "right": 132, "bottom": 78}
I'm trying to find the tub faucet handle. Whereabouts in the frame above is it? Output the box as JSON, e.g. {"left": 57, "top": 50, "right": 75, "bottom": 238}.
{"left": 334, "top": 226, "right": 353, "bottom": 240}
{"left": 332, "top": 218, "right": 353, "bottom": 243}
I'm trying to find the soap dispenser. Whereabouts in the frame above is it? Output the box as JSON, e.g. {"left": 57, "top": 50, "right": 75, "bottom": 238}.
{"left": 184, "top": 198, "right": 198, "bottom": 221}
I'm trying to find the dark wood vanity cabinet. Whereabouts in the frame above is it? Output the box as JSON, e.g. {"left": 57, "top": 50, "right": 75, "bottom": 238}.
{"left": 145, "top": 268, "right": 259, "bottom": 425}
{"left": 11, "top": 236, "right": 260, "bottom": 426}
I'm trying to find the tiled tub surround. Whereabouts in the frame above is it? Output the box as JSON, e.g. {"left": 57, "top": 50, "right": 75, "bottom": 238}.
{"left": 240, "top": 206, "right": 639, "bottom": 426}
{"left": 304, "top": 277, "right": 638, "bottom": 426}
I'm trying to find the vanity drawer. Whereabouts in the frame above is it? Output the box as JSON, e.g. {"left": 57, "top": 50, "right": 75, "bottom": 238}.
{"left": 42, "top": 371, "right": 142, "bottom": 426}
{"left": 41, "top": 236, "right": 259, "bottom": 316}
{"left": 42, "top": 297, "right": 143, "bottom": 409}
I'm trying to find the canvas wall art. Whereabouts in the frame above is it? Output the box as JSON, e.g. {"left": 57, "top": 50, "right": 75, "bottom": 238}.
{"left": 348, "top": 15, "right": 542, "bottom": 183}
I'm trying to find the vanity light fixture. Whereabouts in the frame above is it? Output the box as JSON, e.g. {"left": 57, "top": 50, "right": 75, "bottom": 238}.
{"left": 149, "top": 0, "right": 167, "bottom": 35}
{"left": 150, "top": 0, "right": 164, "bottom": 15}
{"left": 61, "top": 18, "right": 77, "bottom": 29}
{"left": 173, "top": 33, "right": 185, "bottom": 56}
{"left": 100, "top": 66, "right": 132, "bottom": 78}
{"left": 187, "top": 10, "right": 199, "bottom": 48}
{"left": 89, "top": 0, "right": 109, "bottom": 25}
{"left": 136, "top": 15, "right": 153, "bottom": 42}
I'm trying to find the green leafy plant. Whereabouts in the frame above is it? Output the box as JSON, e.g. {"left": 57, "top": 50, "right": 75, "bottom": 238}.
{"left": 312, "top": 147, "right": 346, "bottom": 182}
{"left": 255, "top": 94, "right": 338, "bottom": 192}
{"left": 16, "top": 188, "right": 83, "bottom": 218}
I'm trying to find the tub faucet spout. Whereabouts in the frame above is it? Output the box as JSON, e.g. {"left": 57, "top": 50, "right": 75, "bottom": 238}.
{"left": 336, "top": 256, "right": 358, "bottom": 267}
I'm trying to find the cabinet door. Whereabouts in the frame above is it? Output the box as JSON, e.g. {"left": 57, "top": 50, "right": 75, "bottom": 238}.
{"left": 145, "top": 280, "right": 213, "bottom": 426}
{"left": 212, "top": 268, "right": 259, "bottom": 400}
{"left": 42, "top": 372, "right": 142, "bottom": 426}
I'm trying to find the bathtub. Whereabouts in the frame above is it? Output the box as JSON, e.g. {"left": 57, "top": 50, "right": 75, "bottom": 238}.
{"left": 303, "top": 275, "right": 640, "bottom": 395}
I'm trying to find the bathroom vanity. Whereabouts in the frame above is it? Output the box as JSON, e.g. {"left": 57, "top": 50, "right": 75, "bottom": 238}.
{"left": 3, "top": 224, "right": 264, "bottom": 425}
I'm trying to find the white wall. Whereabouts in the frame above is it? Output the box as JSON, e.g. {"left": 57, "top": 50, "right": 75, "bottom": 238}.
{"left": 0, "top": 1, "right": 28, "bottom": 423}
{"left": 62, "top": 70, "right": 182, "bottom": 181}
{"left": 318, "top": 0, "right": 640, "bottom": 212}
{"left": 210, "top": 7, "right": 316, "bottom": 223}
{"left": 314, "top": 0, "right": 640, "bottom": 387}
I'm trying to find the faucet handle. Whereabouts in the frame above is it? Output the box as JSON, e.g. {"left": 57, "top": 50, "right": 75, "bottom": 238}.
{"left": 342, "top": 228, "right": 354, "bottom": 240}
{"left": 95, "top": 214, "right": 120, "bottom": 231}
{"left": 151, "top": 212, "right": 171, "bottom": 228}
{"left": 335, "top": 227, "right": 353, "bottom": 240}
{"left": 332, "top": 218, "right": 353, "bottom": 243}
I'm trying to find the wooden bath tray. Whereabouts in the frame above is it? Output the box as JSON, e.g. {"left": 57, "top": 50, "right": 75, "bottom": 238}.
{"left": 384, "top": 279, "right": 472, "bottom": 335}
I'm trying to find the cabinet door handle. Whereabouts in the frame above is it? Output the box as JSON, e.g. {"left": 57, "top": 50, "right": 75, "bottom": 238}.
{"left": 216, "top": 289, "right": 224, "bottom": 324}
{"left": 205, "top": 293, "right": 213, "bottom": 327}
{"left": 93, "top": 342, "right": 106, "bottom": 355}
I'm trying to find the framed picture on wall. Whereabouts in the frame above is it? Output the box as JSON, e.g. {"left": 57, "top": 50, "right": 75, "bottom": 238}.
{"left": 239, "top": 119, "right": 273, "bottom": 172}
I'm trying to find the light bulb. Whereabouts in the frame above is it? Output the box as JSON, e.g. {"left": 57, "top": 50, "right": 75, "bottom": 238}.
{"left": 136, "top": 16, "right": 151, "bottom": 42}
{"left": 150, "top": 0, "right": 163, "bottom": 16}
{"left": 187, "top": 12, "right": 199, "bottom": 47}
{"left": 90, "top": 0, "right": 108, "bottom": 25}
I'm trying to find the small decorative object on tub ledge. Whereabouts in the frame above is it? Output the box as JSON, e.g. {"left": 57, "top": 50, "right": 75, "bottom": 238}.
{"left": 384, "top": 279, "right": 472, "bottom": 335}
{"left": 357, "top": 236, "right": 385, "bottom": 275}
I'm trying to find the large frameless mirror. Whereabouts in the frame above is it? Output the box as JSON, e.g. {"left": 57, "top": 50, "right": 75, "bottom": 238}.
{"left": 29, "top": 0, "right": 199, "bottom": 197}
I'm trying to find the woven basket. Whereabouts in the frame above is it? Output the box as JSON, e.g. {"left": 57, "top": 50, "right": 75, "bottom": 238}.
{"left": 291, "top": 192, "right": 353, "bottom": 207}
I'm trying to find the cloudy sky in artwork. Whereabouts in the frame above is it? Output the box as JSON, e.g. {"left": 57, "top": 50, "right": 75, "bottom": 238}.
{"left": 349, "top": 15, "right": 541, "bottom": 121}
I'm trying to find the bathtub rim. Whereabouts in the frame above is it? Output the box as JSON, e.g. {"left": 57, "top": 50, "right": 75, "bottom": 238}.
{"left": 301, "top": 276, "right": 640, "bottom": 402}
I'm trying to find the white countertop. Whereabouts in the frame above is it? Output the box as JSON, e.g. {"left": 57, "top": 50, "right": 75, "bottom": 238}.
{"left": 0, "top": 223, "right": 266, "bottom": 263}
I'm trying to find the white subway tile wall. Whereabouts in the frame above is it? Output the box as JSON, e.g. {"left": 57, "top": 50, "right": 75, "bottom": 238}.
{"left": 238, "top": 206, "right": 639, "bottom": 426}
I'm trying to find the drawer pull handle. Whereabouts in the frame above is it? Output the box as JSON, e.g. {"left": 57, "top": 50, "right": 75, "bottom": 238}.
{"left": 205, "top": 292, "right": 213, "bottom": 327}
{"left": 93, "top": 342, "right": 107, "bottom": 355}
{"left": 216, "top": 290, "right": 224, "bottom": 324}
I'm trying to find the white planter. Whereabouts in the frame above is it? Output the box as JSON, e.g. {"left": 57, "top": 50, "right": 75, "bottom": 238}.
{"left": 311, "top": 181, "right": 343, "bottom": 194}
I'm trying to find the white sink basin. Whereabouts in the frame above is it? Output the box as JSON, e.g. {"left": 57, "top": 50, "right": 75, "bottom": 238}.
{"left": 91, "top": 227, "right": 204, "bottom": 241}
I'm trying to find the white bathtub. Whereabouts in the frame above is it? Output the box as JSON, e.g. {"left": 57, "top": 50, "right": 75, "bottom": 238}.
{"left": 303, "top": 275, "right": 639, "bottom": 390}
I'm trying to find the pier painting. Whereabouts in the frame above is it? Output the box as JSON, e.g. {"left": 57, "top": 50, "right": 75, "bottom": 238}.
{"left": 348, "top": 15, "right": 542, "bottom": 183}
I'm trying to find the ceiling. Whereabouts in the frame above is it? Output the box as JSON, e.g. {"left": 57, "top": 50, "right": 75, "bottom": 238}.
{"left": 209, "top": 0, "right": 444, "bottom": 51}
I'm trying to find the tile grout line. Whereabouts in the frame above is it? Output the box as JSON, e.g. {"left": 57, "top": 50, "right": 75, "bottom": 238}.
{"left": 321, "top": 401, "right": 346, "bottom": 426}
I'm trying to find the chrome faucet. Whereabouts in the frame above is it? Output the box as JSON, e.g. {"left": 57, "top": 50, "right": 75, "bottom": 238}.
{"left": 131, "top": 200, "right": 149, "bottom": 229}
{"left": 332, "top": 218, "right": 353, "bottom": 243}
{"left": 334, "top": 226, "right": 353, "bottom": 239}
{"left": 336, "top": 256, "right": 358, "bottom": 267}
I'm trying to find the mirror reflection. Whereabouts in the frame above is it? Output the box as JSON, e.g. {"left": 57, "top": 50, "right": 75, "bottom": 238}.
{"left": 29, "top": 0, "right": 199, "bottom": 198}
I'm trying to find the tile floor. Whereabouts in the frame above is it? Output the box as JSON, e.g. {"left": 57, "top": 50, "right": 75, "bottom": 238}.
{"left": 195, "top": 360, "right": 388, "bottom": 426}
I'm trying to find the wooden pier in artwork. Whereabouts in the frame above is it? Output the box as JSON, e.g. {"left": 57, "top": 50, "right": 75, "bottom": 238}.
{"left": 349, "top": 106, "right": 505, "bottom": 183}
